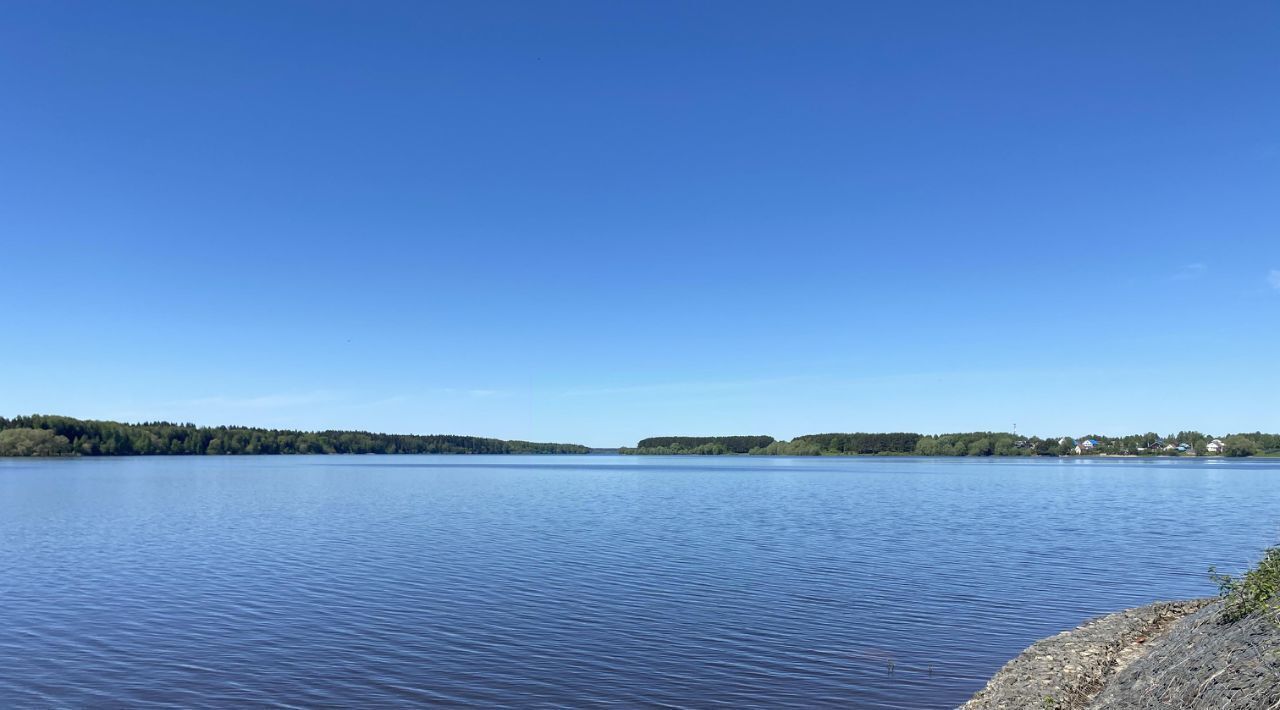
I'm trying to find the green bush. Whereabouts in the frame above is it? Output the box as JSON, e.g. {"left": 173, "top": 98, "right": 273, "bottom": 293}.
{"left": 1222, "top": 435, "right": 1261, "bottom": 457}
{"left": 747, "top": 440, "right": 821, "bottom": 456}
{"left": 1210, "top": 545, "right": 1280, "bottom": 623}
{"left": 0, "top": 428, "right": 72, "bottom": 456}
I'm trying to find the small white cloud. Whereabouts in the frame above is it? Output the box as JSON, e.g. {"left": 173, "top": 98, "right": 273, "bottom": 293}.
{"left": 1172, "top": 263, "right": 1207, "bottom": 281}
{"left": 559, "top": 376, "right": 811, "bottom": 398}
{"left": 177, "top": 391, "right": 340, "bottom": 409}
{"left": 350, "top": 395, "right": 410, "bottom": 409}
{"left": 435, "top": 387, "right": 508, "bottom": 398}
{"left": 1269, "top": 269, "right": 1280, "bottom": 290}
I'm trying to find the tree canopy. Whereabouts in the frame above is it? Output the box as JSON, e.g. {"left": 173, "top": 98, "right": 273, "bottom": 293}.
{"left": 622, "top": 430, "right": 1280, "bottom": 458}
{"left": 0, "top": 428, "right": 72, "bottom": 456}
{"left": 0, "top": 414, "right": 590, "bottom": 457}
{"left": 627, "top": 436, "right": 775, "bottom": 455}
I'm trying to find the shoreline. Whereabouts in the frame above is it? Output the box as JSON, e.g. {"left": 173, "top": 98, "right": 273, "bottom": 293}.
{"left": 618, "top": 452, "right": 1238, "bottom": 458}
{"left": 961, "top": 598, "right": 1279, "bottom": 709}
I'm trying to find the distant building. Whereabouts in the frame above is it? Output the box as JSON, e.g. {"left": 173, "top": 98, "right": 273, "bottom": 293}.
{"left": 1074, "top": 438, "right": 1098, "bottom": 454}
{"left": 1206, "top": 438, "right": 1225, "bottom": 454}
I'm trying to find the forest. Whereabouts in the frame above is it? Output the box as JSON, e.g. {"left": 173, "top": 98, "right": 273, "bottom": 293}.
{"left": 622, "top": 431, "right": 1280, "bottom": 457}
{"left": 620, "top": 436, "right": 776, "bottom": 455}
{"left": 6, "top": 416, "right": 1278, "bottom": 459}
{"left": 0, "top": 415, "right": 590, "bottom": 457}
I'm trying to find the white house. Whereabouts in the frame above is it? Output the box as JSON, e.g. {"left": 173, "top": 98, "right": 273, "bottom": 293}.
{"left": 1074, "top": 438, "right": 1098, "bottom": 454}
{"left": 1206, "top": 438, "right": 1225, "bottom": 454}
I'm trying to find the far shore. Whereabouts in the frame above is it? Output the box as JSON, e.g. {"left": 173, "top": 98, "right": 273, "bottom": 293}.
{"left": 5, "top": 417, "right": 1278, "bottom": 459}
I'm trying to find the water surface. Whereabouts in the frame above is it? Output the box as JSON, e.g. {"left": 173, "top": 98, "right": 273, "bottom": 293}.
{"left": 2, "top": 455, "right": 1277, "bottom": 708}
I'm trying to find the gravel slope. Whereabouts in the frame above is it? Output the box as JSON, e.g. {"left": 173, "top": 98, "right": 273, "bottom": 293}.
{"left": 1088, "top": 599, "right": 1280, "bottom": 709}
{"left": 959, "top": 598, "right": 1280, "bottom": 709}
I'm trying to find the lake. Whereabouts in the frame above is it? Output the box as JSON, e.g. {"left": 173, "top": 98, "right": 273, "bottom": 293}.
{"left": 1, "top": 455, "right": 1276, "bottom": 708}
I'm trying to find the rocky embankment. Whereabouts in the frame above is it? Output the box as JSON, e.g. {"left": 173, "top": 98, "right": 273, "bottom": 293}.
{"left": 962, "top": 599, "right": 1280, "bottom": 709}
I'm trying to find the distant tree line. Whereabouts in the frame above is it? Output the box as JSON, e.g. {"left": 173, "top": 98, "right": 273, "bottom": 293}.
{"left": 793, "top": 432, "right": 922, "bottom": 455}
{"left": 621, "top": 430, "right": 1280, "bottom": 458}
{"left": 620, "top": 436, "right": 775, "bottom": 455}
{"left": 0, "top": 415, "right": 590, "bottom": 457}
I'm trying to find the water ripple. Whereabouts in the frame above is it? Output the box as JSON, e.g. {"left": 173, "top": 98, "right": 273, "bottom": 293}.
{"left": 1, "top": 455, "right": 1277, "bottom": 708}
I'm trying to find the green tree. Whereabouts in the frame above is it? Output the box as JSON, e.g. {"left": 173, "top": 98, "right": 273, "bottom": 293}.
{"left": 0, "top": 428, "right": 72, "bottom": 456}
{"left": 1222, "top": 435, "right": 1260, "bottom": 457}
{"left": 967, "top": 438, "right": 993, "bottom": 456}
{"left": 914, "top": 437, "right": 942, "bottom": 456}
{"left": 993, "top": 436, "right": 1016, "bottom": 456}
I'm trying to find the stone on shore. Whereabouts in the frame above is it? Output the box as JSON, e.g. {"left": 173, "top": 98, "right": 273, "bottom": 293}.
{"left": 960, "top": 598, "right": 1280, "bottom": 709}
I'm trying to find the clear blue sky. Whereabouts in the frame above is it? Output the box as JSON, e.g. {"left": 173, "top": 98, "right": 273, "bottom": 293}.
{"left": 2, "top": 1, "right": 1277, "bottom": 446}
